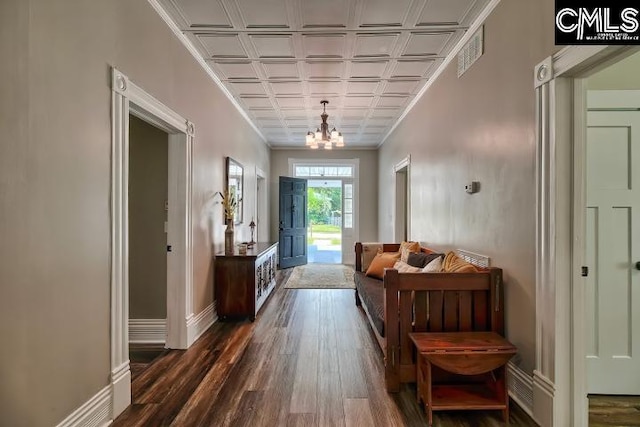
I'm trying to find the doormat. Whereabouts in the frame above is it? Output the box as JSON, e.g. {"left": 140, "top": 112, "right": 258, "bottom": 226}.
{"left": 283, "top": 264, "right": 355, "bottom": 289}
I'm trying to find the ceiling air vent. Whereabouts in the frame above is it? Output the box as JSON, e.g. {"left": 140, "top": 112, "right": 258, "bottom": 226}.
{"left": 457, "top": 26, "right": 484, "bottom": 78}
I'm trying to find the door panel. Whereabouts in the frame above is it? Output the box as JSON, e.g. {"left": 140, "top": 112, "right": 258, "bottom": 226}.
{"left": 586, "top": 104, "right": 640, "bottom": 394}
{"left": 279, "top": 176, "right": 308, "bottom": 269}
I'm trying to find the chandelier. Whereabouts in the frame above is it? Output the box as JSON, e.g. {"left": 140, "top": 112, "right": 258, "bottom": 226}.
{"left": 305, "top": 100, "right": 344, "bottom": 150}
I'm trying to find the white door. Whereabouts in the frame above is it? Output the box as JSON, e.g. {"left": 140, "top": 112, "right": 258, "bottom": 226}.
{"left": 585, "top": 91, "right": 640, "bottom": 394}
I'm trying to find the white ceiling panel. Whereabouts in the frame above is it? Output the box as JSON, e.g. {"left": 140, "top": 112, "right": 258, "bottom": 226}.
{"left": 417, "top": 0, "right": 474, "bottom": 26}
{"left": 354, "top": 33, "right": 399, "bottom": 57}
{"left": 275, "top": 97, "right": 306, "bottom": 108}
{"left": 249, "top": 34, "right": 295, "bottom": 58}
{"left": 270, "top": 81, "right": 303, "bottom": 95}
{"left": 197, "top": 33, "right": 247, "bottom": 58}
{"left": 308, "top": 81, "right": 343, "bottom": 95}
{"left": 236, "top": 0, "right": 290, "bottom": 28}
{"left": 173, "top": 0, "right": 232, "bottom": 28}
{"left": 303, "top": 34, "right": 347, "bottom": 58}
{"left": 212, "top": 61, "right": 258, "bottom": 79}
{"left": 391, "top": 59, "right": 435, "bottom": 78}
{"left": 346, "top": 81, "right": 380, "bottom": 95}
{"left": 304, "top": 61, "right": 344, "bottom": 79}
{"left": 229, "top": 81, "right": 267, "bottom": 95}
{"left": 359, "top": 0, "right": 412, "bottom": 27}
{"left": 262, "top": 61, "right": 299, "bottom": 79}
{"left": 403, "top": 32, "right": 454, "bottom": 56}
{"left": 157, "top": 0, "right": 492, "bottom": 147}
{"left": 349, "top": 61, "right": 388, "bottom": 79}
{"left": 344, "top": 96, "right": 374, "bottom": 108}
{"left": 301, "top": 0, "right": 350, "bottom": 28}
{"left": 383, "top": 80, "right": 421, "bottom": 95}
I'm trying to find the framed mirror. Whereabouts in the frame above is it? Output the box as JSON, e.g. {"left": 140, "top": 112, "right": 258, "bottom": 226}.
{"left": 225, "top": 157, "right": 244, "bottom": 225}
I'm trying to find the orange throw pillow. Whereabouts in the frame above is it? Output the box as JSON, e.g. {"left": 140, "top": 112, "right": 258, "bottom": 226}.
{"left": 442, "top": 251, "right": 478, "bottom": 273}
{"left": 366, "top": 250, "right": 401, "bottom": 279}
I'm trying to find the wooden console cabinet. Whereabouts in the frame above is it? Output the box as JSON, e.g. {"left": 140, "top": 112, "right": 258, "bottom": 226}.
{"left": 214, "top": 242, "right": 278, "bottom": 321}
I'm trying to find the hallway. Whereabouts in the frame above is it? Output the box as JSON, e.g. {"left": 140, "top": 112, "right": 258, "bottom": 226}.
{"left": 113, "top": 271, "right": 535, "bottom": 426}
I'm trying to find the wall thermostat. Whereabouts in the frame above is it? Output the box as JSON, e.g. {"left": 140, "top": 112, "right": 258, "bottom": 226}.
{"left": 465, "top": 181, "right": 480, "bottom": 194}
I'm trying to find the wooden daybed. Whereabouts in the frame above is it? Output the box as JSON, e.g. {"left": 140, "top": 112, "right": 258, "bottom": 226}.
{"left": 354, "top": 242, "right": 505, "bottom": 392}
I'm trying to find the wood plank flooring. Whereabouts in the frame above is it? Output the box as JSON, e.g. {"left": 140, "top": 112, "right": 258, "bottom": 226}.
{"left": 589, "top": 395, "right": 640, "bottom": 426}
{"left": 114, "top": 270, "right": 537, "bottom": 427}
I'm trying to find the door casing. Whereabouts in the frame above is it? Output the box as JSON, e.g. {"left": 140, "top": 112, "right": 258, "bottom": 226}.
{"left": 110, "top": 68, "right": 194, "bottom": 418}
{"left": 533, "top": 46, "right": 640, "bottom": 426}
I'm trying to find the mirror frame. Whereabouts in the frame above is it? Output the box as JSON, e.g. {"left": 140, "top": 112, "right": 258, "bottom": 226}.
{"left": 225, "top": 156, "right": 244, "bottom": 225}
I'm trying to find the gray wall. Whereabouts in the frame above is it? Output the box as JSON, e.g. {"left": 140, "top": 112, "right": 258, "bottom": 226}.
{"left": 270, "top": 149, "right": 378, "bottom": 244}
{"left": 378, "top": 0, "right": 556, "bottom": 374}
{"left": 129, "top": 116, "right": 168, "bottom": 320}
{"left": 0, "top": 0, "right": 269, "bottom": 425}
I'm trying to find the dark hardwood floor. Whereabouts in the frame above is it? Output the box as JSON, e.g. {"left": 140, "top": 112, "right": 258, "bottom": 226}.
{"left": 589, "top": 395, "right": 640, "bottom": 426}
{"left": 114, "top": 270, "right": 537, "bottom": 427}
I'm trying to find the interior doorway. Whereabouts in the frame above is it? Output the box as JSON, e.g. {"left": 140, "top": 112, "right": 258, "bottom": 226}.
{"left": 256, "top": 168, "right": 267, "bottom": 243}
{"left": 128, "top": 115, "right": 169, "bottom": 374}
{"left": 307, "top": 179, "right": 342, "bottom": 264}
{"left": 394, "top": 157, "right": 410, "bottom": 242}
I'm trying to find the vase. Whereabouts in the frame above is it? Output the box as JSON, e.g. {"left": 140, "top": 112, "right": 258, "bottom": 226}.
{"left": 224, "top": 220, "right": 234, "bottom": 254}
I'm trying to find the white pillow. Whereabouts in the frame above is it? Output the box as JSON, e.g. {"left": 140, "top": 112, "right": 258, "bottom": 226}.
{"left": 393, "top": 260, "right": 422, "bottom": 273}
{"left": 422, "top": 256, "right": 443, "bottom": 273}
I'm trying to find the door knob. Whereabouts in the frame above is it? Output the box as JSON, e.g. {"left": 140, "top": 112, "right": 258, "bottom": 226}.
{"left": 636, "top": 261, "right": 640, "bottom": 271}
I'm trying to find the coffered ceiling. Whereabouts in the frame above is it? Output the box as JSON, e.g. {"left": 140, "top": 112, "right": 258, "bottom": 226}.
{"left": 156, "top": 0, "right": 491, "bottom": 148}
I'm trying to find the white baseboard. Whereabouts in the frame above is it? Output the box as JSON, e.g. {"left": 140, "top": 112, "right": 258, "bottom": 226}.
{"left": 507, "top": 362, "right": 535, "bottom": 419}
{"left": 533, "top": 370, "right": 555, "bottom": 427}
{"left": 56, "top": 385, "right": 112, "bottom": 427}
{"left": 111, "top": 361, "right": 131, "bottom": 420}
{"left": 129, "top": 318, "right": 166, "bottom": 344}
{"left": 186, "top": 302, "right": 217, "bottom": 346}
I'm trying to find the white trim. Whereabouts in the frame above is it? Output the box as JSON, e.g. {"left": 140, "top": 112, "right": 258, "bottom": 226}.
{"left": 393, "top": 155, "right": 411, "bottom": 173}
{"left": 129, "top": 319, "right": 167, "bottom": 344}
{"left": 507, "top": 362, "right": 534, "bottom": 420}
{"left": 110, "top": 361, "right": 130, "bottom": 421}
{"left": 533, "top": 370, "right": 555, "bottom": 427}
{"left": 110, "top": 67, "right": 195, "bottom": 418}
{"left": 146, "top": 0, "right": 267, "bottom": 144}
{"left": 187, "top": 302, "right": 217, "bottom": 346}
{"left": 56, "top": 385, "right": 112, "bottom": 427}
{"left": 380, "top": 0, "right": 501, "bottom": 146}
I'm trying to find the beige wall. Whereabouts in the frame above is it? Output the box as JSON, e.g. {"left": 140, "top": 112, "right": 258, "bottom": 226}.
{"left": 270, "top": 149, "right": 378, "bottom": 244}
{"left": 588, "top": 50, "right": 640, "bottom": 90}
{"left": 379, "top": 0, "right": 556, "bottom": 373}
{"left": 129, "top": 116, "right": 168, "bottom": 320}
{"left": 0, "top": 0, "right": 269, "bottom": 425}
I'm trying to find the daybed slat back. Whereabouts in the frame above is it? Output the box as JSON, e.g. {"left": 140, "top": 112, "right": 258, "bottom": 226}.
{"left": 443, "top": 292, "right": 459, "bottom": 331}
{"left": 428, "top": 291, "right": 443, "bottom": 331}
{"left": 399, "top": 292, "right": 413, "bottom": 364}
{"left": 458, "top": 291, "right": 473, "bottom": 332}
{"left": 473, "top": 291, "right": 488, "bottom": 331}
{"left": 414, "top": 291, "right": 428, "bottom": 333}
